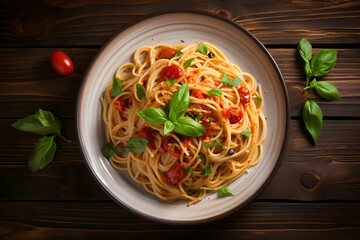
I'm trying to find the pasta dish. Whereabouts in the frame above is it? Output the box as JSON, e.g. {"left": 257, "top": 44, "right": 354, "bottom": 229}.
{"left": 101, "top": 42, "right": 266, "bottom": 205}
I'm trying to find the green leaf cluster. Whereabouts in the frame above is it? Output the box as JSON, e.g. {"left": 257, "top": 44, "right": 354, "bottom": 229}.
{"left": 12, "top": 109, "right": 71, "bottom": 172}
{"left": 136, "top": 83, "right": 206, "bottom": 137}
{"left": 297, "top": 38, "right": 339, "bottom": 144}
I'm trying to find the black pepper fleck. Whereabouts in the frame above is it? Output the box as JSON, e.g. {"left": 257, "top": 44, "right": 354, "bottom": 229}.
{"left": 228, "top": 149, "right": 235, "bottom": 155}
{"left": 208, "top": 52, "right": 215, "bottom": 58}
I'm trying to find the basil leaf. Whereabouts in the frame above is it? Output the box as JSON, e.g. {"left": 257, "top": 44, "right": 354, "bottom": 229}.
{"left": 310, "top": 49, "right": 337, "bottom": 77}
{"left": 173, "top": 117, "right": 206, "bottom": 137}
{"left": 242, "top": 129, "right": 250, "bottom": 139}
{"left": 214, "top": 138, "right": 223, "bottom": 148}
{"left": 28, "top": 136, "right": 56, "bottom": 173}
{"left": 137, "top": 108, "right": 168, "bottom": 125}
{"left": 111, "top": 77, "right": 122, "bottom": 97}
{"left": 298, "top": 38, "right": 312, "bottom": 62}
{"left": 221, "top": 74, "right": 241, "bottom": 87}
{"left": 218, "top": 187, "right": 234, "bottom": 196}
{"left": 167, "top": 79, "right": 176, "bottom": 86}
{"left": 184, "top": 58, "right": 195, "bottom": 68}
{"left": 315, "top": 81, "right": 340, "bottom": 101}
{"left": 208, "top": 89, "right": 222, "bottom": 97}
{"left": 302, "top": 100, "right": 323, "bottom": 144}
{"left": 310, "top": 78, "right": 317, "bottom": 88}
{"left": 164, "top": 103, "right": 170, "bottom": 113}
{"left": 184, "top": 167, "right": 193, "bottom": 175}
{"left": 12, "top": 109, "right": 70, "bottom": 142}
{"left": 201, "top": 166, "right": 212, "bottom": 176}
{"left": 199, "top": 42, "right": 208, "bottom": 55}
{"left": 169, "top": 83, "right": 190, "bottom": 121}
{"left": 164, "top": 120, "right": 175, "bottom": 135}
{"left": 199, "top": 152, "right": 206, "bottom": 164}
{"left": 136, "top": 83, "right": 147, "bottom": 100}
{"left": 174, "top": 50, "right": 183, "bottom": 57}
{"left": 305, "top": 61, "right": 312, "bottom": 82}
{"left": 204, "top": 143, "right": 212, "bottom": 148}
{"left": 117, "top": 137, "right": 148, "bottom": 153}
{"left": 255, "top": 98, "right": 262, "bottom": 103}
{"left": 102, "top": 142, "right": 114, "bottom": 160}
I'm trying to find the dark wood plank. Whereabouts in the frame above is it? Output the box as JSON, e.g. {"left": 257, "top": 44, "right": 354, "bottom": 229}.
{"left": 0, "top": 201, "right": 359, "bottom": 239}
{"left": 0, "top": 48, "right": 359, "bottom": 118}
{"left": 1, "top": 119, "right": 359, "bottom": 201}
{"left": 0, "top": 0, "right": 359, "bottom": 47}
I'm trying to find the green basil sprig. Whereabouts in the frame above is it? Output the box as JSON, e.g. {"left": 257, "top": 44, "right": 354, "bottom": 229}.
{"left": 12, "top": 109, "right": 71, "bottom": 172}
{"left": 221, "top": 74, "right": 241, "bottom": 87}
{"left": 137, "top": 83, "right": 206, "bottom": 137}
{"left": 302, "top": 100, "right": 323, "bottom": 144}
{"left": 242, "top": 128, "right": 250, "bottom": 139}
{"left": 297, "top": 38, "right": 339, "bottom": 144}
{"left": 218, "top": 187, "right": 234, "bottom": 196}
{"left": 167, "top": 79, "right": 176, "bottom": 86}
{"left": 184, "top": 58, "right": 195, "bottom": 68}
{"left": 102, "top": 142, "right": 115, "bottom": 160}
{"left": 201, "top": 166, "right": 212, "bottom": 176}
{"left": 174, "top": 50, "right": 183, "bottom": 57}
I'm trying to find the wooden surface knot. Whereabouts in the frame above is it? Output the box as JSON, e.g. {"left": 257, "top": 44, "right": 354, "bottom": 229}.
{"left": 301, "top": 171, "right": 321, "bottom": 191}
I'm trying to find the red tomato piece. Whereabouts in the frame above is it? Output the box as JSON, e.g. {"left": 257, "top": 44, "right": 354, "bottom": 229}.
{"left": 205, "top": 124, "right": 215, "bottom": 131}
{"left": 160, "top": 65, "right": 184, "bottom": 81}
{"left": 193, "top": 70, "right": 199, "bottom": 74}
{"left": 50, "top": 51, "right": 74, "bottom": 76}
{"left": 182, "top": 139, "right": 191, "bottom": 148}
{"left": 164, "top": 162, "right": 184, "bottom": 185}
{"left": 200, "top": 133, "right": 208, "bottom": 140}
{"left": 238, "top": 86, "right": 251, "bottom": 106}
{"left": 229, "top": 107, "right": 243, "bottom": 123}
{"left": 214, "top": 82, "right": 220, "bottom": 87}
{"left": 222, "top": 109, "right": 230, "bottom": 118}
{"left": 159, "top": 48, "right": 176, "bottom": 59}
{"left": 163, "top": 136, "right": 181, "bottom": 158}
{"left": 192, "top": 89, "right": 204, "bottom": 99}
{"left": 139, "top": 126, "right": 154, "bottom": 142}
{"left": 113, "top": 100, "right": 126, "bottom": 112}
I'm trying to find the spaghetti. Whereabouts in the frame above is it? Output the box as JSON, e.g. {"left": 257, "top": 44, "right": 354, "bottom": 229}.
{"left": 101, "top": 42, "right": 266, "bottom": 205}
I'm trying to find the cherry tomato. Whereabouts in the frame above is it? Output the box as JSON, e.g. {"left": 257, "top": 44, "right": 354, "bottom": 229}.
{"left": 192, "top": 89, "right": 204, "bottom": 99}
{"left": 229, "top": 107, "right": 243, "bottom": 123}
{"left": 222, "top": 109, "right": 230, "bottom": 119}
{"left": 238, "top": 86, "right": 250, "bottom": 106}
{"left": 160, "top": 65, "right": 184, "bottom": 81}
{"left": 139, "top": 126, "right": 154, "bottom": 142}
{"left": 164, "top": 162, "right": 184, "bottom": 185}
{"left": 214, "top": 82, "right": 220, "bottom": 87}
{"left": 163, "top": 136, "right": 181, "bottom": 158}
{"left": 113, "top": 100, "right": 126, "bottom": 112}
{"left": 159, "top": 48, "right": 176, "bottom": 59}
{"left": 50, "top": 51, "right": 74, "bottom": 76}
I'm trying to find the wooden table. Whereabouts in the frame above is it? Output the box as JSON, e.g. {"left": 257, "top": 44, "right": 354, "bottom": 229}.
{"left": 1, "top": 1, "right": 359, "bottom": 239}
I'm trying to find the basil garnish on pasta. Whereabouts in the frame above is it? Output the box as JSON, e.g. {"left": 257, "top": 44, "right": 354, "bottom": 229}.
{"left": 136, "top": 83, "right": 147, "bottom": 100}
{"left": 218, "top": 187, "right": 234, "bottom": 196}
{"left": 117, "top": 137, "right": 148, "bottom": 153}
{"left": 111, "top": 77, "right": 122, "bottom": 97}
{"left": 221, "top": 74, "right": 241, "bottom": 87}
{"left": 199, "top": 42, "right": 208, "bottom": 55}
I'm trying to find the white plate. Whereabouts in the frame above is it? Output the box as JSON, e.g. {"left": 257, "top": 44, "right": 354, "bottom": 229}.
{"left": 76, "top": 11, "right": 289, "bottom": 224}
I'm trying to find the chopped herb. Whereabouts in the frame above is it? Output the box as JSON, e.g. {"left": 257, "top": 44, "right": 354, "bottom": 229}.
{"left": 199, "top": 152, "right": 206, "bottom": 164}
{"left": 111, "top": 77, "right": 122, "bottom": 97}
{"left": 255, "top": 98, "right": 262, "bottom": 103}
{"left": 204, "top": 143, "right": 212, "bottom": 148}
{"left": 201, "top": 166, "right": 212, "bottom": 176}
{"left": 221, "top": 74, "right": 241, "bottom": 87}
{"left": 214, "top": 138, "right": 223, "bottom": 148}
{"left": 166, "top": 79, "right": 176, "bottom": 86}
{"left": 242, "top": 129, "right": 250, "bottom": 139}
{"left": 207, "top": 119, "right": 212, "bottom": 126}
{"left": 199, "top": 42, "right": 208, "bottom": 55}
{"left": 185, "top": 112, "right": 203, "bottom": 122}
{"left": 184, "top": 58, "right": 195, "bottom": 68}
{"left": 136, "top": 83, "right": 147, "bottom": 100}
{"left": 184, "top": 167, "right": 193, "bottom": 175}
{"left": 174, "top": 50, "right": 184, "bottom": 57}
{"left": 102, "top": 142, "right": 115, "bottom": 160}
{"left": 208, "top": 89, "right": 223, "bottom": 97}
{"left": 195, "top": 113, "right": 203, "bottom": 122}
{"left": 218, "top": 187, "right": 234, "bottom": 196}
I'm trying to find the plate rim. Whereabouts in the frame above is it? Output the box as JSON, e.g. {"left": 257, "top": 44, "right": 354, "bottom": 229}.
{"left": 76, "top": 9, "right": 290, "bottom": 225}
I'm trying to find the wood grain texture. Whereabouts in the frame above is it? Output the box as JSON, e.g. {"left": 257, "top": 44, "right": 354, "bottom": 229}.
{"left": 1, "top": 119, "right": 359, "bottom": 201}
{"left": 0, "top": 202, "right": 359, "bottom": 240}
{"left": 0, "top": 48, "right": 359, "bottom": 118}
{"left": 0, "top": 0, "right": 359, "bottom": 47}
